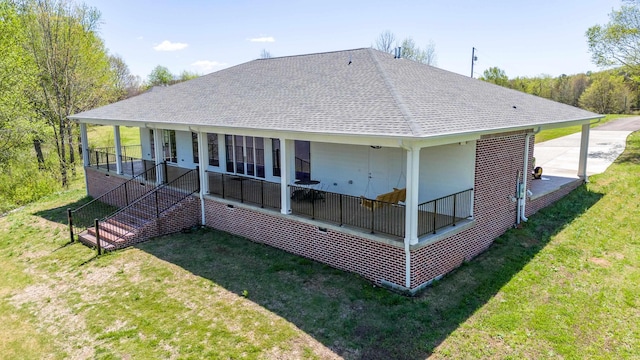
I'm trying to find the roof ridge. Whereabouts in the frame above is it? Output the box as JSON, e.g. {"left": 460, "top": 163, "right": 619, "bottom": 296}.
{"left": 367, "top": 48, "right": 422, "bottom": 136}
{"left": 256, "top": 47, "right": 370, "bottom": 61}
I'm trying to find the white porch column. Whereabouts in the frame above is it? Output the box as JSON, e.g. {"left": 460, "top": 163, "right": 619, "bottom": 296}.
{"left": 197, "top": 132, "right": 209, "bottom": 194}
{"left": 280, "top": 138, "right": 294, "bottom": 214}
{"left": 113, "top": 125, "right": 123, "bottom": 174}
{"left": 80, "top": 123, "right": 90, "bottom": 196}
{"left": 153, "top": 129, "right": 165, "bottom": 184}
{"left": 404, "top": 147, "right": 420, "bottom": 246}
{"left": 578, "top": 123, "right": 590, "bottom": 181}
{"left": 79, "top": 123, "right": 89, "bottom": 167}
{"left": 197, "top": 131, "right": 209, "bottom": 225}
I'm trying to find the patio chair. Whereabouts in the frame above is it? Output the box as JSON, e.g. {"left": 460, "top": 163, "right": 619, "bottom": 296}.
{"left": 361, "top": 187, "right": 406, "bottom": 210}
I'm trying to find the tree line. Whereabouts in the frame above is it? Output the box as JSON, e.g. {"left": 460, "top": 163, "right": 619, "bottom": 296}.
{"left": 480, "top": 1, "right": 640, "bottom": 115}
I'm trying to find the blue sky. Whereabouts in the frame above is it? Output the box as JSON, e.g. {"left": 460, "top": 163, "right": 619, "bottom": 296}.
{"left": 84, "top": 0, "right": 622, "bottom": 80}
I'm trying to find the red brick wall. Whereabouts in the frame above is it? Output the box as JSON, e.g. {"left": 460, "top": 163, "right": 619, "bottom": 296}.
{"left": 526, "top": 179, "right": 583, "bottom": 216}
{"left": 129, "top": 196, "right": 200, "bottom": 245}
{"left": 411, "top": 131, "right": 531, "bottom": 288}
{"left": 85, "top": 167, "right": 156, "bottom": 208}
{"left": 204, "top": 199, "right": 407, "bottom": 287}
{"left": 86, "top": 167, "right": 128, "bottom": 199}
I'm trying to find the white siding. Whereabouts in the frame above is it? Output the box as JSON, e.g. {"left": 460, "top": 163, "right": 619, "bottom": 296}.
{"left": 175, "top": 130, "right": 196, "bottom": 169}
{"left": 140, "top": 128, "right": 152, "bottom": 160}
{"left": 311, "top": 143, "right": 405, "bottom": 198}
{"left": 419, "top": 141, "right": 476, "bottom": 202}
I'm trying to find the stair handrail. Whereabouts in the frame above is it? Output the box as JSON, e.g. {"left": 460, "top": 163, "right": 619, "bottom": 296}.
{"left": 94, "top": 168, "right": 200, "bottom": 246}
{"left": 68, "top": 162, "right": 164, "bottom": 242}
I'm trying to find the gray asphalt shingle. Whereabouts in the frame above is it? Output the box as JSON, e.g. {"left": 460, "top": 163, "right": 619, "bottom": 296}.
{"left": 70, "top": 48, "right": 600, "bottom": 138}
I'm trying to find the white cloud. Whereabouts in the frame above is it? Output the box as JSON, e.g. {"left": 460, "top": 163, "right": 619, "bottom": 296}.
{"left": 191, "top": 60, "right": 226, "bottom": 72}
{"left": 248, "top": 36, "right": 275, "bottom": 43}
{"left": 153, "top": 40, "right": 188, "bottom": 51}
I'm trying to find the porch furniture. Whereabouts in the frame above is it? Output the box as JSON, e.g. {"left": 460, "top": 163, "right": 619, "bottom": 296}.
{"left": 361, "top": 187, "right": 406, "bottom": 210}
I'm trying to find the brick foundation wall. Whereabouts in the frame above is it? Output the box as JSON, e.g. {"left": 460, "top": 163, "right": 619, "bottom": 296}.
{"left": 204, "top": 199, "right": 407, "bottom": 287}
{"left": 86, "top": 167, "right": 129, "bottom": 199}
{"left": 526, "top": 179, "right": 583, "bottom": 216}
{"left": 130, "top": 196, "right": 201, "bottom": 245}
{"left": 411, "top": 131, "right": 532, "bottom": 288}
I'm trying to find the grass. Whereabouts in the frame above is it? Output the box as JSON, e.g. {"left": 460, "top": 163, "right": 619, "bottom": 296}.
{"left": 535, "top": 114, "right": 634, "bottom": 143}
{"left": 87, "top": 125, "right": 140, "bottom": 148}
{"left": 0, "top": 134, "right": 638, "bottom": 358}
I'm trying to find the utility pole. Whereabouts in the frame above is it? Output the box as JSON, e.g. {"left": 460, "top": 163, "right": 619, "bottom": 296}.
{"left": 471, "top": 47, "right": 477, "bottom": 78}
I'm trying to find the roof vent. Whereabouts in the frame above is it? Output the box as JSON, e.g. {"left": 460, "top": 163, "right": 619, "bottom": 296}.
{"left": 394, "top": 46, "right": 402, "bottom": 59}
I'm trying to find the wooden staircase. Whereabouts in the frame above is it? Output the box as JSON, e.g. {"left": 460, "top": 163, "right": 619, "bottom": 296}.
{"left": 77, "top": 187, "right": 190, "bottom": 251}
{"left": 73, "top": 167, "right": 200, "bottom": 252}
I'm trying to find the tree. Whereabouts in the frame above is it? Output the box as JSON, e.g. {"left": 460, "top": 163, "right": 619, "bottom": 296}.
{"left": 0, "top": 0, "right": 39, "bottom": 165}
{"left": 147, "top": 65, "right": 173, "bottom": 86}
{"left": 374, "top": 30, "right": 395, "bottom": 53}
{"left": 579, "top": 73, "right": 633, "bottom": 113}
{"left": 400, "top": 37, "right": 437, "bottom": 65}
{"left": 373, "top": 31, "right": 437, "bottom": 65}
{"left": 260, "top": 49, "right": 272, "bottom": 59}
{"left": 21, "top": 0, "right": 116, "bottom": 186}
{"left": 178, "top": 70, "right": 199, "bottom": 82}
{"left": 480, "top": 67, "right": 509, "bottom": 87}
{"left": 109, "top": 54, "right": 142, "bottom": 100}
{"left": 586, "top": 1, "right": 640, "bottom": 76}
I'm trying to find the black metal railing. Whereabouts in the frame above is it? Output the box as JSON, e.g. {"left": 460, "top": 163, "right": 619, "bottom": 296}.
{"left": 207, "top": 172, "right": 281, "bottom": 210}
{"left": 290, "top": 185, "right": 406, "bottom": 238}
{"left": 68, "top": 163, "right": 164, "bottom": 242}
{"left": 418, "top": 188, "right": 473, "bottom": 236}
{"left": 93, "top": 168, "right": 200, "bottom": 247}
{"left": 88, "top": 145, "right": 143, "bottom": 176}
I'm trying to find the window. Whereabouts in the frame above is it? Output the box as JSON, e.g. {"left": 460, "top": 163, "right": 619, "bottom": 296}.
{"left": 295, "top": 140, "right": 310, "bottom": 181}
{"left": 207, "top": 133, "right": 219, "bottom": 166}
{"left": 192, "top": 133, "right": 220, "bottom": 166}
{"left": 163, "top": 130, "right": 177, "bottom": 163}
{"left": 150, "top": 129, "right": 155, "bottom": 159}
{"left": 225, "top": 135, "right": 265, "bottom": 178}
{"left": 271, "top": 139, "right": 310, "bottom": 179}
{"left": 272, "top": 139, "right": 281, "bottom": 177}
{"left": 192, "top": 132, "right": 199, "bottom": 163}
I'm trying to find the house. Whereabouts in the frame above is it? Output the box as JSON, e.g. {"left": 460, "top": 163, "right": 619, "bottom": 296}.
{"left": 68, "top": 48, "right": 600, "bottom": 294}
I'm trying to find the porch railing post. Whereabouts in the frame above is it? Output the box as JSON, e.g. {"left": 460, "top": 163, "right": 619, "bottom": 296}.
{"left": 155, "top": 191, "right": 160, "bottom": 218}
{"left": 124, "top": 182, "right": 129, "bottom": 206}
{"left": 163, "top": 161, "right": 168, "bottom": 184}
{"left": 311, "top": 191, "right": 315, "bottom": 219}
{"left": 370, "top": 203, "right": 375, "bottom": 233}
{"left": 339, "top": 194, "right": 343, "bottom": 226}
{"left": 452, "top": 193, "right": 457, "bottom": 226}
{"left": 260, "top": 180, "right": 264, "bottom": 208}
{"left": 196, "top": 165, "right": 201, "bottom": 192}
{"left": 95, "top": 218, "right": 101, "bottom": 255}
{"left": 240, "top": 176, "right": 244, "bottom": 203}
{"left": 130, "top": 157, "right": 134, "bottom": 176}
{"left": 106, "top": 152, "right": 110, "bottom": 172}
{"left": 221, "top": 174, "right": 226, "bottom": 198}
{"left": 67, "top": 209, "right": 74, "bottom": 243}
{"left": 433, "top": 199, "right": 437, "bottom": 234}
{"left": 95, "top": 151, "right": 99, "bottom": 169}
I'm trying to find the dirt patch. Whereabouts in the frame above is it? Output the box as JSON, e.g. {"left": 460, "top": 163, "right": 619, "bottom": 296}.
{"left": 589, "top": 257, "right": 611, "bottom": 267}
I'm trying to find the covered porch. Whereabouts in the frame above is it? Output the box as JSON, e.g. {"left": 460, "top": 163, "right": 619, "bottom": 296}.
{"left": 81, "top": 123, "right": 478, "bottom": 245}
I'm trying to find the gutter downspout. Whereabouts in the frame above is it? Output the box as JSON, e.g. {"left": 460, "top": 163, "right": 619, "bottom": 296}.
{"left": 399, "top": 141, "right": 412, "bottom": 290}
{"left": 520, "top": 127, "right": 541, "bottom": 223}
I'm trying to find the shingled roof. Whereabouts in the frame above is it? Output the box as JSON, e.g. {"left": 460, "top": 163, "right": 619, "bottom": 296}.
{"left": 70, "top": 48, "right": 600, "bottom": 138}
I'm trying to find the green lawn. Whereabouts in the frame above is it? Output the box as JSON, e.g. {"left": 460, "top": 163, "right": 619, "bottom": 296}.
{"left": 87, "top": 125, "right": 140, "bottom": 148}
{"left": 0, "top": 133, "right": 638, "bottom": 358}
{"left": 535, "top": 114, "right": 634, "bottom": 143}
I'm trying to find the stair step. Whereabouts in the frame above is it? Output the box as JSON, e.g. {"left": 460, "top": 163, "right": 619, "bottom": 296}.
{"left": 78, "top": 231, "right": 117, "bottom": 251}
{"left": 87, "top": 226, "right": 133, "bottom": 243}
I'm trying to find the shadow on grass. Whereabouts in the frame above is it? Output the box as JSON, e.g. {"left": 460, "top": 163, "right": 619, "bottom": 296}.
{"left": 32, "top": 197, "right": 93, "bottom": 225}
{"left": 135, "top": 185, "right": 602, "bottom": 359}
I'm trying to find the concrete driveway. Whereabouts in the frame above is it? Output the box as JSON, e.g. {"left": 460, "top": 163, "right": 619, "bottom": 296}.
{"left": 535, "top": 116, "right": 640, "bottom": 178}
